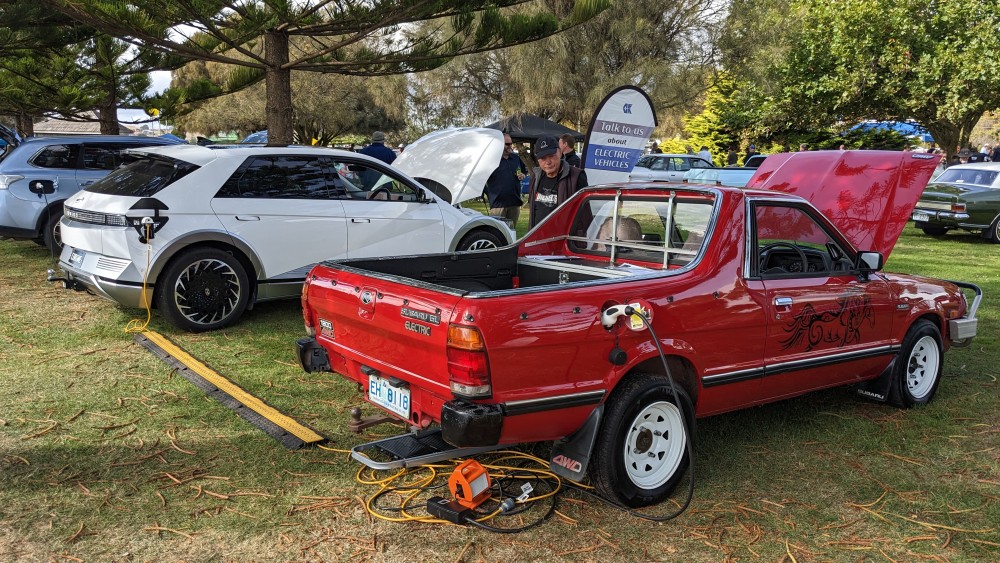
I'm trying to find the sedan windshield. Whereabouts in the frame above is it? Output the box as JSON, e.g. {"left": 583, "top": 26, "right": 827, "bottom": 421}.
{"left": 935, "top": 168, "right": 999, "bottom": 188}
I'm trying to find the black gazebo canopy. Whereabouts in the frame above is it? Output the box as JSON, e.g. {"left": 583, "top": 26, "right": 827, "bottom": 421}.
{"left": 485, "top": 113, "right": 584, "bottom": 143}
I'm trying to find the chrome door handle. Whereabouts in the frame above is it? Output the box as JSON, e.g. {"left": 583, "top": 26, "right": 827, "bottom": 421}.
{"left": 235, "top": 215, "right": 260, "bottom": 221}
{"left": 352, "top": 218, "right": 371, "bottom": 223}
{"left": 80, "top": 180, "right": 95, "bottom": 187}
{"left": 774, "top": 297, "right": 793, "bottom": 307}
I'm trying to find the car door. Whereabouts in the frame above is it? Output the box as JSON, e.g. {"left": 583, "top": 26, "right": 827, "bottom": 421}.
{"left": 664, "top": 157, "right": 690, "bottom": 182}
{"left": 210, "top": 155, "right": 347, "bottom": 282}
{"left": 332, "top": 158, "right": 446, "bottom": 258}
{"left": 749, "top": 201, "right": 896, "bottom": 401}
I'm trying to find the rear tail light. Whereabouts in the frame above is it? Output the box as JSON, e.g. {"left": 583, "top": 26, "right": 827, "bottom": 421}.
{"left": 951, "top": 202, "right": 966, "bottom": 213}
{"left": 447, "top": 324, "right": 492, "bottom": 398}
{"left": 0, "top": 174, "right": 23, "bottom": 190}
{"left": 302, "top": 282, "right": 315, "bottom": 337}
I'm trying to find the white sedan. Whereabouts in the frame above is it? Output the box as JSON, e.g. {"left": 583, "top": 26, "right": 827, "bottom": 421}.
{"left": 54, "top": 129, "right": 515, "bottom": 331}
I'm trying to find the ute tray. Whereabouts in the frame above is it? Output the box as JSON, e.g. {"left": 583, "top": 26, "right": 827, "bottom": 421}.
{"left": 351, "top": 428, "right": 503, "bottom": 470}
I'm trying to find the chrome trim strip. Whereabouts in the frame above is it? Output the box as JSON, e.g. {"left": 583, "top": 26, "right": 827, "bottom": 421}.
{"left": 702, "top": 367, "right": 764, "bottom": 387}
{"left": 764, "top": 345, "right": 897, "bottom": 376}
{"left": 702, "top": 345, "right": 899, "bottom": 387}
{"left": 502, "top": 390, "right": 605, "bottom": 416}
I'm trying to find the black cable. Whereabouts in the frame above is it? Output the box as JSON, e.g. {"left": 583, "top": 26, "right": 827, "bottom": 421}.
{"left": 588, "top": 305, "right": 695, "bottom": 522}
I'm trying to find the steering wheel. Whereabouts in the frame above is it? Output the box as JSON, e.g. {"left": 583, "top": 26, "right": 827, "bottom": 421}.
{"left": 368, "top": 185, "right": 392, "bottom": 200}
{"left": 759, "top": 242, "right": 808, "bottom": 274}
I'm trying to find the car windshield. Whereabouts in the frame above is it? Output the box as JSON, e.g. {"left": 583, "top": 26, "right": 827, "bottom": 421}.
{"left": 634, "top": 155, "right": 657, "bottom": 169}
{"left": 85, "top": 155, "right": 199, "bottom": 197}
{"left": 934, "top": 168, "right": 999, "bottom": 188}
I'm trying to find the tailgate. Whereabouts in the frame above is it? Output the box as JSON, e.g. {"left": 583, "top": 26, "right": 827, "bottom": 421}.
{"left": 305, "top": 265, "right": 465, "bottom": 397}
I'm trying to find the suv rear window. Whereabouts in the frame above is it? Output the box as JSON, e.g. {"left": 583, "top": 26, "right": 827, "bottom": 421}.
{"left": 85, "top": 155, "right": 199, "bottom": 197}
{"left": 31, "top": 144, "right": 80, "bottom": 169}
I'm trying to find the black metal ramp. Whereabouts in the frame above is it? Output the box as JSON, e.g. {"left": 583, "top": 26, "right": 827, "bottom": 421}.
{"left": 352, "top": 428, "right": 503, "bottom": 470}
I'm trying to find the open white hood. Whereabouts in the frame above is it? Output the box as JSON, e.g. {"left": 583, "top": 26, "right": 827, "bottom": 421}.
{"left": 393, "top": 127, "right": 504, "bottom": 204}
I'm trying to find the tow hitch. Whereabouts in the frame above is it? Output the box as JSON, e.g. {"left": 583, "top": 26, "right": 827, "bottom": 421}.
{"left": 46, "top": 268, "right": 83, "bottom": 291}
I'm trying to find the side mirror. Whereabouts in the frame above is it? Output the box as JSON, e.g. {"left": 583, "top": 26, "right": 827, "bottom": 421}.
{"left": 857, "top": 251, "right": 883, "bottom": 272}
{"left": 28, "top": 179, "right": 56, "bottom": 196}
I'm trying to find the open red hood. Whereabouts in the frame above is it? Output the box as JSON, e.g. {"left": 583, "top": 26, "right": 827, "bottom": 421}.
{"left": 746, "top": 150, "right": 940, "bottom": 258}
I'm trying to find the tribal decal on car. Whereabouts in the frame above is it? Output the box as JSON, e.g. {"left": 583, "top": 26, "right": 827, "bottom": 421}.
{"left": 780, "top": 294, "right": 874, "bottom": 351}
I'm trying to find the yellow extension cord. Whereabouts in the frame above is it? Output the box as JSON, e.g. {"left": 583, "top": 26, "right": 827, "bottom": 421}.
{"left": 317, "top": 444, "right": 589, "bottom": 526}
{"left": 124, "top": 224, "right": 154, "bottom": 334}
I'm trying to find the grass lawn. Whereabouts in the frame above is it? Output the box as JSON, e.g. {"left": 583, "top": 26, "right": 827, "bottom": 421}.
{"left": 1, "top": 224, "right": 997, "bottom": 561}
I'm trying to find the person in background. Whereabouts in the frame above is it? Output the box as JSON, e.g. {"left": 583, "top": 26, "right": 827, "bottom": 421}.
{"left": 991, "top": 144, "right": 1000, "bottom": 162}
{"left": 359, "top": 131, "right": 396, "bottom": 165}
{"left": 798, "top": 143, "right": 809, "bottom": 152}
{"left": 649, "top": 141, "right": 663, "bottom": 154}
{"left": 838, "top": 144, "right": 847, "bottom": 150}
{"left": 528, "top": 135, "right": 588, "bottom": 228}
{"left": 726, "top": 145, "right": 739, "bottom": 166}
{"left": 685, "top": 145, "right": 694, "bottom": 155}
{"left": 397, "top": 143, "right": 405, "bottom": 154}
{"left": 697, "top": 145, "right": 713, "bottom": 165}
{"left": 743, "top": 144, "right": 758, "bottom": 165}
{"left": 559, "top": 134, "right": 581, "bottom": 167}
{"left": 483, "top": 133, "right": 527, "bottom": 227}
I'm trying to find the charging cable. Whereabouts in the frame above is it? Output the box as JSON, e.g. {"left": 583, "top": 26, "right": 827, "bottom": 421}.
{"left": 124, "top": 218, "right": 155, "bottom": 334}
{"left": 597, "top": 304, "right": 697, "bottom": 522}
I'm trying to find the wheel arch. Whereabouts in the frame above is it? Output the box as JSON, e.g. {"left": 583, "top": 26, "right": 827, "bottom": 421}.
{"left": 447, "top": 217, "right": 515, "bottom": 252}
{"left": 149, "top": 234, "right": 262, "bottom": 308}
{"left": 33, "top": 199, "right": 68, "bottom": 238}
{"left": 611, "top": 352, "right": 701, "bottom": 411}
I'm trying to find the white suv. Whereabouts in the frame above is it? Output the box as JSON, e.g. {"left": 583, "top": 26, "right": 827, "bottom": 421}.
{"left": 54, "top": 128, "right": 515, "bottom": 331}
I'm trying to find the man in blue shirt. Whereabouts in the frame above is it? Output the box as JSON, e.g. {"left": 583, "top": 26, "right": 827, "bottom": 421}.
{"left": 359, "top": 131, "right": 396, "bottom": 165}
{"left": 483, "top": 133, "right": 527, "bottom": 227}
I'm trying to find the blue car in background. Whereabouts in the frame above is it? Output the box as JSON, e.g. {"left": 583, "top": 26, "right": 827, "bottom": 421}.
{"left": 0, "top": 129, "right": 183, "bottom": 252}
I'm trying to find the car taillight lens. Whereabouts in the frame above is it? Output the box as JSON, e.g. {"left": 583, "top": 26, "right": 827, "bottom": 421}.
{"left": 447, "top": 325, "right": 491, "bottom": 398}
{"left": 951, "top": 202, "right": 966, "bottom": 213}
{"left": 302, "top": 283, "right": 315, "bottom": 337}
{"left": 0, "top": 174, "right": 23, "bottom": 190}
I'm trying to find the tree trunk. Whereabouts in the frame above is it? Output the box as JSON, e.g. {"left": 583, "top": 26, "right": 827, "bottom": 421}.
{"left": 16, "top": 112, "right": 33, "bottom": 137}
{"left": 97, "top": 103, "right": 119, "bottom": 135}
{"left": 264, "top": 30, "right": 293, "bottom": 146}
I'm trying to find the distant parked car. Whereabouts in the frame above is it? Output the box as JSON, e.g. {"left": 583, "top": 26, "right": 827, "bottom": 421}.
{"left": 0, "top": 131, "right": 183, "bottom": 252}
{"left": 911, "top": 162, "right": 1000, "bottom": 243}
{"left": 627, "top": 154, "right": 713, "bottom": 183}
{"left": 53, "top": 128, "right": 516, "bottom": 331}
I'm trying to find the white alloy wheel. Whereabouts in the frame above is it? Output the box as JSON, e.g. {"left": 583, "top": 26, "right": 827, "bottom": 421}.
{"left": 622, "top": 400, "right": 687, "bottom": 490}
{"left": 465, "top": 238, "right": 499, "bottom": 250}
{"left": 906, "top": 335, "right": 940, "bottom": 401}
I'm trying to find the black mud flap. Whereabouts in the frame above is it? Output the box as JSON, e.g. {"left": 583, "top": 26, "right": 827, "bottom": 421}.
{"left": 297, "top": 337, "right": 331, "bottom": 373}
{"left": 856, "top": 358, "right": 896, "bottom": 402}
{"left": 549, "top": 405, "right": 603, "bottom": 482}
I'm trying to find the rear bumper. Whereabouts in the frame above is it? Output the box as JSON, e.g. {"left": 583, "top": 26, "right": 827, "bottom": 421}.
{"left": 55, "top": 245, "right": 150, "bottom": 308}
{"left": 912, "top": 208, "right": 972, "bottom": 228}
{"left": 296, "top": 336, "right": 503, "bottom": 446}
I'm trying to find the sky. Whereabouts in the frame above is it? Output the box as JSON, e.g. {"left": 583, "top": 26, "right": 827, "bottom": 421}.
{"left": 149, "top": 71, "right": 172, "bottom": 95}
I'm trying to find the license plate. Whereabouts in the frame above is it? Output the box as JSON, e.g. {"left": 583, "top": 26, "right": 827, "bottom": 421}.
{"left": 912, "top": 212, "right": 930, "bottom": 222}
{"left": 368, "top": 374, "right": 410, "bottom": 419}
{"left": 68, "top": 249, "right": 85, "bottom": 267}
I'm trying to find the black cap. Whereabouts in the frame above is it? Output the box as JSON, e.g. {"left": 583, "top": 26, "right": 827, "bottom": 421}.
{"left": 534, "top": 135, "right": 559, "bottom": 158}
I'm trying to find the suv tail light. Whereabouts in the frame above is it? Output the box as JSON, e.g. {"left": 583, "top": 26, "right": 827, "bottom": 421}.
{"left": 0, "top": 174, "right": 23, "bottom": 190}
{"left": 951, "top": 202, "right": 966, "bottom": 213}
{"left": 447, "top": 324, "right": 492, "bottom": 398}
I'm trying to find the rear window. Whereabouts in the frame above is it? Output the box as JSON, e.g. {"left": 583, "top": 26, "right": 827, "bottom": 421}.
{"left": 568, "top": 192, "right": 717, "bottom": 268}
{"left": 30, "top": 144, "right": 80, "bottom": 169}
{"left": 85, "top": 155, "right": 198, "bottom": 197}
{"left": 935, "top": 168, "right": 999, "bottom": 188}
